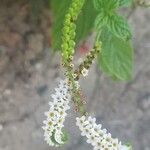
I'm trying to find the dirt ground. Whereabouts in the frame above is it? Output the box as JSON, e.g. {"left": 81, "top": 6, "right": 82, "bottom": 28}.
{"left": 0, "top": 2, "right": 150, "bottom": 150}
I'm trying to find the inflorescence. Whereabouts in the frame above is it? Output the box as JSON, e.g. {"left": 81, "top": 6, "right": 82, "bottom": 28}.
{"left": 42, "top": 0, "right": 132, "bottom": 149}
{"left": 76, "top": 116, "right": 130, "bottom": 150}
{"left": 42, "top": 79, "right": 71, "bottom": 146}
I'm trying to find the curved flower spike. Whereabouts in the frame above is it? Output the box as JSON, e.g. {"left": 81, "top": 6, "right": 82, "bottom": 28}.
{"left": 42, "top": 79, "right": 71, "bottom": 146}
{"left": 76, "top": 116, "right": 131, "bottom": 150}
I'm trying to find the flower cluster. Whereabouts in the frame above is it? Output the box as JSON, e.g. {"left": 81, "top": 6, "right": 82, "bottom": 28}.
{"left": 42, "top": 0, "right": 133, "bottom": 148}
{"left": 76, "top": 116, "right": 130, "bottom": 150}
{"left": 74, "top": 42, "right": 101, "bottom": 80}
{"left": 42, "top": 79, "right": 71, "bottom": 146}
{"left": 61, "top": 0, "right": 85, "bottom": 64}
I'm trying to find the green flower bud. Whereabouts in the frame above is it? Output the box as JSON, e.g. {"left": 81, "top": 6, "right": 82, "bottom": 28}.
{"left": 61, "top": 0, "right": 85, "bottom": 63}
{"left": 61, "top": 43, "right": 68, "bottom": 51}
{"left": 74, "top": 41, "right": 102, "bottom": 78}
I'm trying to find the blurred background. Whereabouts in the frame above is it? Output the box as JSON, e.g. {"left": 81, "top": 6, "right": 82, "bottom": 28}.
{"left": 0, "top": 1, "right": 150, "bottom": 150}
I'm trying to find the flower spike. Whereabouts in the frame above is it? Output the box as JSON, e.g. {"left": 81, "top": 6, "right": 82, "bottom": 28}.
{"left": 76, "top": 116, "right": 131, "bottom": 150}
{"left": 42, "top": 79, "right": 71, "bottom": 146}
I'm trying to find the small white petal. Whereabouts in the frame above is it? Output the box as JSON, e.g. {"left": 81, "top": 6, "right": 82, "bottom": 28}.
{"left": 43, "top": 120, "right": 48, "bottom": 124}
{"left": 81, "top": 68, "right": 89, "bottom": 77}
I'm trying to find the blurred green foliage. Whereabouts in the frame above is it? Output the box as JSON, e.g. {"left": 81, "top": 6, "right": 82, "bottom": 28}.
{"left": 29, "top": 0, "right": 134, "bottom": 81}
{"left": 50, "top": 0, "right": 97, "bottom": 50}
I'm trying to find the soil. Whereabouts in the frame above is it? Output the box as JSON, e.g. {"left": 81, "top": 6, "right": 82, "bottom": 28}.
{"left": 0, "top": 2, "right": 150, "bottom": 150}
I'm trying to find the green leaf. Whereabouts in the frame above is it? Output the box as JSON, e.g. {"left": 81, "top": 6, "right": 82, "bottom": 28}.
{"left": 93, "top": 0, "right": 119, "bottom": 10}
{"left": 104, "top": 0, "right": 119, "bottom": 10}
{"left": 94, "top": 0, "right": 132, "bottom": 40}
{"left": 93, "top": 0, "right": 102, "bottom": 10}
{"left": 51, "top": 0, "right": 71, "bottom": 50}
{"left": 99, "top": 31, "right": 133, "bottom": 80}
{"left": 93, "top": 0, "right": 131, "bottom": 10}
{"left": 94, "top": 12, "right": 108, "bottom": 29}
{"left": 119, "top": 0, "right": 133, "bottom": 7}
{"left": 108, "top": 15, "right": 132, "bottom": 40}
{"left": 95, "top": 13, "right": 132, "bottom": 40}
{"left": 50, "top": 0, "right": 97, "bottom": 50}
{"left": 75, "top": 1, "right": 97, "bottom": 44}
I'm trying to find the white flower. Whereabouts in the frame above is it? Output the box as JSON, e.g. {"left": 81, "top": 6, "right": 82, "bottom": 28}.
{"left": 42, "top": 79, "right": 71, "bottom": 146}
{"left": 76, "top": 116, "right": 124, "bottom": 150}
{"left": 88, "top": 116, "right": 96, "bottom": 128}
{"left": 81, "top": 68, "right": 89, "bottom": 77}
